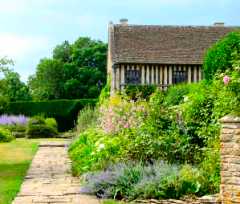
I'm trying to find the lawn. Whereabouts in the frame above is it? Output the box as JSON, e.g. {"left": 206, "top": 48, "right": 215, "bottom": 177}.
{"left": 0, "top": 139, "right": 38, "bottom": 204}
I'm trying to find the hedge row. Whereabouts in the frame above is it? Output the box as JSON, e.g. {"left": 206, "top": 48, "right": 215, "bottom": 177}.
{"left": 6, "top": 99, "right": 97, "bottom": 131}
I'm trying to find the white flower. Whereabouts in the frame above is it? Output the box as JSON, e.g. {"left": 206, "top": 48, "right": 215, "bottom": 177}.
{"left": 97, "top": 143, "right": 105, "bottom": 152}
{"left": 183, "top": 96, "right": 189, "bottom": 102}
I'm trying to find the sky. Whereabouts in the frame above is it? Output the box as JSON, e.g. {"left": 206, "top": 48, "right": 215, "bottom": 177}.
{"left": 0, "top": 0, "right": 239, "bottom": 82}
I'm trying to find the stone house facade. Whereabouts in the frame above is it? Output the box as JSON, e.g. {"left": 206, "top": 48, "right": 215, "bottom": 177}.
{"left": 107, "top": 19, "right": 237, "bottom": 91}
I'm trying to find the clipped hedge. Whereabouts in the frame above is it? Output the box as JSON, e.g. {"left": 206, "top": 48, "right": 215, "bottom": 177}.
{"left": 6, "top": 99, "right": 97, "bottom": 131}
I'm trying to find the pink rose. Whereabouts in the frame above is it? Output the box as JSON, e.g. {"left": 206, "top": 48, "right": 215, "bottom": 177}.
{"left": 223, "top": 75, "right": 230, "bottom": 85}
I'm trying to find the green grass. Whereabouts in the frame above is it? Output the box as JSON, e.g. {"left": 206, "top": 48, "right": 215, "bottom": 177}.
{"left": 0, "top": 139, "right": 38, "bottom": 204}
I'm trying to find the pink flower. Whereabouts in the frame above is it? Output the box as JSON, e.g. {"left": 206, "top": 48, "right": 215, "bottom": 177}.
{"left": 223, "top": 75, "right": 230, "bottom": 85}
{"left": 124, "top": 123, "right": 129, "bottom": 128}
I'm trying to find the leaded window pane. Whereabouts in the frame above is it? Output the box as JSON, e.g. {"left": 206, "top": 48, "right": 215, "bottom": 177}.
{"left": 126, "top": 69, "right": 141, "bottom": 84}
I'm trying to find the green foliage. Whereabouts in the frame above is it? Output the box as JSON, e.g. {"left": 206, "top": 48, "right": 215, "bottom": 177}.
{"left": 28, "top": 58, "right": 64, "bottom": 100}
{"left": 53, "top": 40, "right": 72, "bottom": 63}
{"left": 77, "top": 106, "right": 98, "bottom": 134}
{"left": 0, "top": 127, "right": 14, "bottom": 142}
{"left": 164, "top": 83, "right": 195, "bottom": 106}
{"left": 0, "top": 58, "right": 31, "bottom": 102}
{"left": 0, "top": 95, "right": 9, "bottom": 115}
{"left": 98, "top": 77, "right": 111, "bottom": 105}
{"left": 198, "top": 140, "right": 220, "bottom": 194}
{"left": 29, "top": 37, "right": 107, "bottom": 100}
{"left": 82, "top": 161, "right": 217, "bottom": 200}
{"left": 124, "top": 85, "right": 156, "bottom": 100}
{"left": 4, "top": 124, "right": 26, "bottom": 138}
{"left": 69, "top": 128, "right": 125, "bottom": 175}
{"left": 45, "top": 118, "right": 58, "bottom": 130}
{"left": 203, "top": 31, "right": 240, "bottom": 80}
{"left": 6, "top": 99, "right": 97, "bottom": 131}
{"left": 26, "top": 116, "right": 58, "bottom": 138}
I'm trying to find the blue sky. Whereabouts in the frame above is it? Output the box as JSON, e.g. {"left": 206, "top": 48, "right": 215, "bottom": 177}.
{"left": 0, "top": 0, "right": 239, "bottom": 81}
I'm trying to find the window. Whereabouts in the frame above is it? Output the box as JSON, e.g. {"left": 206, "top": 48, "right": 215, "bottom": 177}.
{"left": 173, "top": 69, "right": 188, "bottom": 84}
{"left": 125, "top": 69, "right": 141, "bottom": 84}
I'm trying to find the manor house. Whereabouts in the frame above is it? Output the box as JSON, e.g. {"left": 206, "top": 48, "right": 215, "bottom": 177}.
{"left": 107, "top": 19, "right": 237, "bottom": 91}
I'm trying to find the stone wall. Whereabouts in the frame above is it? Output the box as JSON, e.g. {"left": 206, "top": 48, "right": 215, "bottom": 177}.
{"left": 220, "top": 115, "right": 240, "bottom": 203}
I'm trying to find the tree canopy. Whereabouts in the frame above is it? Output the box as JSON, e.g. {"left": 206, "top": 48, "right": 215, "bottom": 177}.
{"left": 0, "top": 57, "right": 31, "bottom": 102}
{"left": 29, "top": 37, "right": 107, "bottom": 100}
{"left": 203, "top": 31, "right": 240, "bottom": 80}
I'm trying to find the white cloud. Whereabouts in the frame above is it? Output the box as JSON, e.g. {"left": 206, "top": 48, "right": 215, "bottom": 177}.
{"left": 0, "top": 33, "right": 49, "bottom": 61}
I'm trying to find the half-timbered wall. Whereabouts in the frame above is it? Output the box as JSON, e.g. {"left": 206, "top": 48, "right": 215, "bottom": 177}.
{"left": 113, "top": 64, "right": 203, "bottom": 91}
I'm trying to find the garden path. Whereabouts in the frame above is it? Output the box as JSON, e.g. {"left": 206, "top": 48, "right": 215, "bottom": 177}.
{"left": 13, "top": 140, "right": 100, "bottom": 204}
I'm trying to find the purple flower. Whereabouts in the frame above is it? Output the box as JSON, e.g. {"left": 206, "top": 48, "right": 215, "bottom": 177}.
{"left": 0, "top": 114, "right": 28, "bottom": 125}
{"left": 223, "top": 75, "right": 230, "bottom": 85}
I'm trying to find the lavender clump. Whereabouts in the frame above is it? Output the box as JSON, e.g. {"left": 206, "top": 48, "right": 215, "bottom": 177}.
{"left": 0, "top": 114, "right": 28, "bottom": 125}
{"left": 80, "top": 161, "right": 181, "bottom": 200}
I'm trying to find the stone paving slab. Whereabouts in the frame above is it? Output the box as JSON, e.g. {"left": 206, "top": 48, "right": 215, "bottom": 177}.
{"left": 13, "top": 140, "right": 100, "bottom": 204}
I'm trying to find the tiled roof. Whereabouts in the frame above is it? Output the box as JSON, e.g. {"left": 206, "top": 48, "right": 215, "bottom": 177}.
{"left": 111, "top": 25, "right": 238, "bottom": 65}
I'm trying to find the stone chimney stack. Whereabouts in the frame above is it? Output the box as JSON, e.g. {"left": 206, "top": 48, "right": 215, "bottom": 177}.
{"left": 120, "top": 18, "right": 128, "bottom": 26}
{"left": 214, "top": 22, "right": 225, "bottom": 27}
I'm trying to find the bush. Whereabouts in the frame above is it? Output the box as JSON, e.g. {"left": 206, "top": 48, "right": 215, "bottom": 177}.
{"left": 26, "top": 116, "right": 58, "bottom": 138}
{"left": 0, "top": 114, "right": 28, "bottom": 138}
{"left": 203, "top": 31, "right": 240, "bottom": 80}
{"left": 124, "top": 85, "right": 156, "bottom": 100}
{"left": 164, "top": 83, "right": 196, "bottom": 106}
{"left": 4, "top": 124, "right": 26, "bottom": 138}
{"left": 81, "top": 161, "right": 215, "bottom": 200}
{"left": 45, "top": 118, "right": 58, "bottom": 130}
{"left": 99, "top": 95, "right": 148, "bottom": 134}
{"left": 69, "top": 128, "right": 125, "bottom": 176}
{"left": 77, "top": 106, "right": 98, "bottom": 134}
{"left": 198, "top": 139, "right": 220, "bottom": 194}
{"left": 0, "top": 127, "right": 14, "bottom": 142}
{"left": 6, "top": 99, "right": 97, "bottom": 131}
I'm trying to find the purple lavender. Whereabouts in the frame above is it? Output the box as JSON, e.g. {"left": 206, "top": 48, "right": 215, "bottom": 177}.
{"left": 0, "top": 114, "right": 28, "bottom": 125}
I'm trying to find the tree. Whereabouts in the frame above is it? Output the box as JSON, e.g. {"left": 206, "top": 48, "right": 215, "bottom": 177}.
{"left": 72, "top": 37, "right": 107, "bottom": 73}
{"left": 28, "top": 58, "right": 64, "bottom": 100}
{"left": 0, "top": 57, "right": 31, "bottom": 102}
{"left": 29, "top": 37, "right": 107, "bottom": 100}
{"left": 203, "top": 31, "right": 240, "bottom": 80}
{"left": 53, "top": 40, "right": 72, "bottom": 63}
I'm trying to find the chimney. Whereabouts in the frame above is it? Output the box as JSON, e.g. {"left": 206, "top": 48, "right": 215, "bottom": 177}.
{"left": 214, "top": 22, "right": 224, "bottom": 27}
{"left": 120, "top": 18, "right": 128, "bottom": 26}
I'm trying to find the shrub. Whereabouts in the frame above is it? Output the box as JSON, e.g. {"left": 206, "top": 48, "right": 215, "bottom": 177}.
{"left": 0, "top": 127, "right": 14, "bottom": 142}
{"left": 77, "top": 106, "right": 98, "bottom": 134}
{"left": 124, "top": 85, "right": 156, "bottom": 100}
{"left": 0, "top": 114, "right": 28, "bottom": 125}
{"left": 4, "top": 124, "right": 26, "bottom": 138}
{"left": 164, "top": 83, "right": 196, "bottom": 106}
{"left": 99, "top": 95, "right": 148, "bottom": 134}
{"left": 69, "top": 128, "right": 125, "bottom": 176}
{"left": 198, "top": 139, "right": 220, "bottom": 194}
{"left": 203, "top": 31, "right": 240, "bottom": 80}
{"left": 45, "top": 118, "right": 58, "bottom": 130}
{"left": 26, "top": 116, "right": 58, "bottom": 138}
{"left": 6, "top": 99, "right": 97, "bottom": 131}
{"left": 0, "top": 114, "right": 28, "bottom": 138}
{"left": 81, "top": 161, "right": 214, "bottom": 200}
